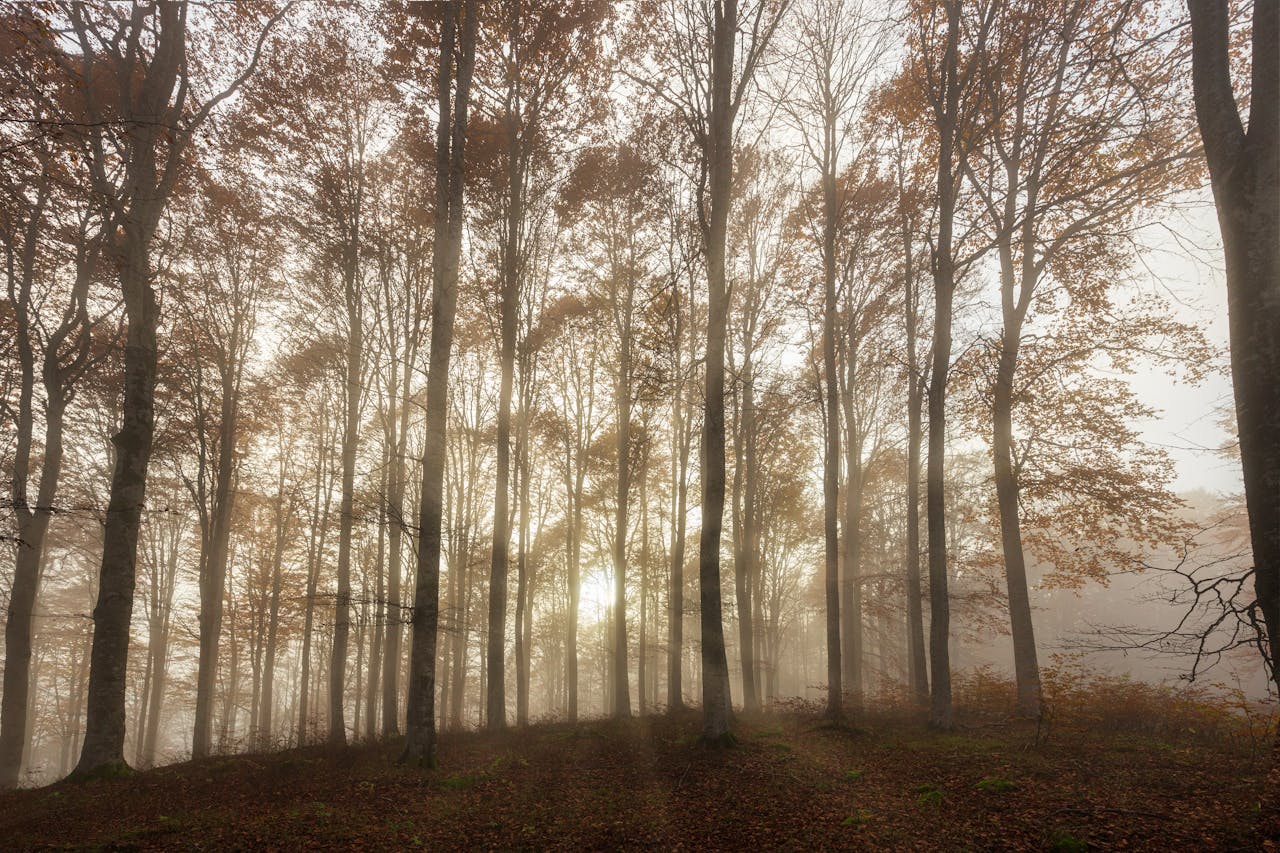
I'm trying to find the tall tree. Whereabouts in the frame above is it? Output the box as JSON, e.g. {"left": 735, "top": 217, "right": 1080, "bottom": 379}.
{"left": 960, "top": 0, "right": 1198, "bottom": 716}
{"left": 906, "top": 0, "right": 995, "bottom": 729}
{"left": 1188, "top": 0, "right": 1279, "bottom": 690}
{"left": 784, "top": 0, "right": 887, "bottom": 721}
{"left": 401, "top": 0, "right": 479, "bottom": 768}
{"left": 645, "top": 0, "right": 788, "bottom": 740}
{"left": 62, "top": 0, "right": 285, "bottom": 777}
{"left": 175, "top": 168, "right": 272, "bottom": 759}
{"left": 0, "top": 9, "right": 103, "bottom": 786}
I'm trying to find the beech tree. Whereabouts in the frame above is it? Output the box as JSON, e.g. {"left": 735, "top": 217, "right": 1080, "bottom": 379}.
{"left": 642, "top": 0, "right": 789, "bottom": 743}
{"left": 0, "top": 8, "right": 107, "bottom": 787}
{"left": 1189, "top": 0, "right": 1279, "bottom": 689}
{"left": 401, "top": 0, "right": 478, "bottom": 768}
{"left": 52, "top": 0, "right": 286, "bottom": 778}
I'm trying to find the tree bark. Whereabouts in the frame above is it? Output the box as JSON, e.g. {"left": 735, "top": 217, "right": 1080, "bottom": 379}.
{"left": 1189, "top": 0, "right": 1280, "bottom": 691}
{"left": 924, "top": 0, "right": 964, "bottom": 732}
{"left": 697, "top": 0, "right": 738, "bottom": 742}
{"left": 668, "top": 285, "right": 690, "bottom": 712}
{"left": 820, "top": 134, "right": 844, "bottom": 722}
{"left": 403, "top": 0, "right": 477, "bottom": 767}
{"left": 901, "top": 204, "right": 929, "bottom": 704}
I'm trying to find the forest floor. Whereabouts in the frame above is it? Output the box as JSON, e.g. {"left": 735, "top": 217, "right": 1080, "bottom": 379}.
{"left": 1, "top": 705, "right": 1273, "bottom": 851}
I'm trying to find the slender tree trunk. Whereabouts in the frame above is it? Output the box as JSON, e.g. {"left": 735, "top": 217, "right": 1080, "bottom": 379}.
{"left": 697, "top": 0, "right": 740, "bottom": 742}
{"left": 841, "top": 422, "right": 865, "bottom": 710}
{"left": 0, "top": 398, "right": 65, "bottom": 786}
{"left": 668, "top": 308, "right": 689, "bottom": 711}
{"left": 923, "top": 0, "right": 966, "bottom": 732}
{"left": 403, "top": 0, "right": 477, "bottom": 767}
{"left": 298, "top": 432, "right": 330, "bottom": 745}
{"left": 820, "top": 149, "right": 843, "bottom": 722}
{"left": 366, "top": 475, "right": 386, "bottom": 738}
{"left": 639, "top": 461, "right": 649, "bottom": 717}
{"left": 260, "top": 483, "right": 288, "bottom": 748}
{"left": 383, "top": 359, "right": 411, "bottom": 735}
{"left": 733, "top": 355, "right": 759, "bottom": 713}
{"left": 515, "top": 398, "right": 533, "bottom": 726}
{"left": 194, "top": 379, "right": 241, "bottom": 759}
{"left": 567, "top": 465, "right": 585, "bottom": 721}
{"left": 330, "top": 283, "right": 362, "bottom": 747}
{"left": 613, "top": 361, "right": 633, "bottom": 718}
{"left": 903, "top": 231, "right": 929, "bottom": 703}
{"left": 991, "top": 281, "right": 1041, "bottom": 715}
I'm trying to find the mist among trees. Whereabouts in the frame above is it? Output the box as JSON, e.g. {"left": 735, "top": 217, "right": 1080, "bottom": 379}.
{"left": 1, "top": 0, "right": 1276, "bottom": 849}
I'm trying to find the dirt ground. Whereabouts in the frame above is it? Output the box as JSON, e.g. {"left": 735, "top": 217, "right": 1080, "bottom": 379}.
{"left": 0, "top": 707, "right": 1269, "bottom": 851}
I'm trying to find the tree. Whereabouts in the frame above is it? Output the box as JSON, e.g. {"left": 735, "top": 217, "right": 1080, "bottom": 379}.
{"left": 782, "top": 0, "right": 888, "bottom": 721}
{"left": 59, "top": 0, "right": 286, "bottom": 778}
{"left": 0, "top": 8, "right": 105, "bottom": 786}
{"left": 643, "top": 0, "right": 789, "bottom": 743}
{"left": 560, "top": 141, "right": 662, "bottom": 718}
{"left": 1188, "top": 0, "right": 1279, "bottom": 690}
{"left": 904, "top": 0, "right": 997, "bottom": 730}
{"left": 401, "top": 0, "right": 479, "bottom": 768}
{"left": 960, "top": 0, "right": 1198, "bottom": 716}
{"left": 171, "top": 166, "right": 274, "bottom": 759}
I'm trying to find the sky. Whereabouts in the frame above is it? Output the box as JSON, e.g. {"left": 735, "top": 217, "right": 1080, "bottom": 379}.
{"left": 1126, "top": 191, "right": 1243, "bottom": 496}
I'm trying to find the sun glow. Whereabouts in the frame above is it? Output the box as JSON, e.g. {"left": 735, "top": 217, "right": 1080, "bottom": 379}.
{"left": 577, "top": 567, "right": 614, "bottom": 626}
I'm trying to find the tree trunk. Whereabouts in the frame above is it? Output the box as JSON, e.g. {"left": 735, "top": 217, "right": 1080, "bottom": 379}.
{"left": 75, "top": 213, "right": 162, "bottom": 776}
{"left": 991, "top": 272, "right": 1041, "bottom": 715}
{"left": 820, "top": 142, "right": 843, "bottom": 722}
{"left": 567, "top": 462, "right": 585, "bottom": 721}
{"left": 1189, "top": 0, "right": 1280, "bottom": 692}
{"left": 0, "top": 395, "right": 65, "bottom": 786}
{"left": 193, "top": 369, "right": 242, "bottom": 759}
{"left": 329, "top": 278, "right": 362, "bottom": 748}
{"left": 366, "top": 474, "right": 386, "bottom": 739}
{"left": 733, "top": 354, "right": 759, "bottom": 713}
{"left": 697, "top": 0, "right": 739, "bottom": 742}
{"left": 902, "top": 222, "right": 929, "bottom": 703}
{"left": 515, "top": 374, "right": 534, "bottom": 726}
{"left": 260, "top": 471, "right": 288, "bottom": 748}
{"left": 841, "top": 415, "right": 865, "bottom": 710}
{"left": 924, "top": 0, "right": 964, "bottom": 732}
{"left": 668, "top": 296, "right": 690, "bottom": 712}
{"left": 403, "top": 0, "right": 477, "bottom": 767}
{"left": 613, "top": 359, "right": 633, "bottom": 719}
{"left": 383, "top": 351, "right": 412, "bottom": 735}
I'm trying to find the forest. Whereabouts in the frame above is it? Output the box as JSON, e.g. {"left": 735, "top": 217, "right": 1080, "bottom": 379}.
{"left": 0, "top": 0, "right": 1277, "bottom": 849}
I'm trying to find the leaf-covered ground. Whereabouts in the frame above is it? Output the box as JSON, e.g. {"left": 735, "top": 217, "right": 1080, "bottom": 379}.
{"left": 1, "top": 708, "right": 1270, "bottom": 851}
